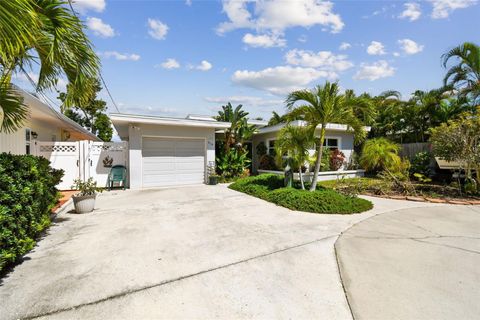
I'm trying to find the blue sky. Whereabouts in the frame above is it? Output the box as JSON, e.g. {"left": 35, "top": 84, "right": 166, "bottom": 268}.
{"left": 14, "top": 0, "right": 480, "bottom": 120}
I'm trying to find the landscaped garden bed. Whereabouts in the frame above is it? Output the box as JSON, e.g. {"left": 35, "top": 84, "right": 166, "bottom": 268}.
{"left": 319, "top": 178, "right": 480, "bottom": 205}
{"left": 229, "top": 174, "right": 373, "bottom": 214}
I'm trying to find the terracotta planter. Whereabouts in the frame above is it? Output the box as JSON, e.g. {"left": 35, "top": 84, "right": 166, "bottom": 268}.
{"left": 72, "top": 194, "right": 96, "bottom": 214}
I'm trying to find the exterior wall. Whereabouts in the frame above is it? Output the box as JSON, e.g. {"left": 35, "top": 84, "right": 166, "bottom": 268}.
{"left": 252, "top": 128, "right": 355, "bottom": 173}
{"left": 0, "top": 118, "right": 86, "bottom": 155}
{"left": 127, "top": 123, "right": 216, "bottom": 189}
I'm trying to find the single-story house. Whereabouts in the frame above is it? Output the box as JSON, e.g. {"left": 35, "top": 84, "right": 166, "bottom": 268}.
{"left": 110, "top": 113, "right": 230, "bottom": 189}
{"left": 0, "top": 88, "right": 100, "bottom": 155}
{"left": 111, "top": 112, "right": 366, "bottom": 189}
{"left": 252, "top": 120, "right": 370, "bottom": 173}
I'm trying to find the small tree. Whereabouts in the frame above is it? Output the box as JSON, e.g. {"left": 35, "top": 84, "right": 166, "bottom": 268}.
{"left": 274, "top": 126, "right": 314, "bottom": 190}
{"left": 360, "top": 138, "right": 402, "bottom": 173}
{"left": 430, "top": 108, "right": 480, "bottom": 191}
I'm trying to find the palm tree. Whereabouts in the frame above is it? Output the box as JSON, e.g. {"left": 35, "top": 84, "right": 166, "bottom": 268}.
{"left": 442, "top": 42, "right": 480, "bottom": 105}
{"left": 0, "top": 0, "right": 100, "bottom": 132}
{"left": 286, "top": 81, "right": 366, "bottom": 191}
{"left": 359, "top": 138, "right": 401, "bottom": 173}
{"left": 275, "top": 126, "right": 314, "bottom": 190}
{"left": 215, "top": 102, "right": 255, "bottom": 151}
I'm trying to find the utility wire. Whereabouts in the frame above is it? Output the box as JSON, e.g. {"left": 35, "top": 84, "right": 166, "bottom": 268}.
{"left": 67, "top": 0, "right": 121, "bottom": 114}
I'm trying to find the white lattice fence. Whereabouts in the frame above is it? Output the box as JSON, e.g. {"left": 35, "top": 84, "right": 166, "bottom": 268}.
{"left": 35, "top": 141, "right": 81, "bottom": 190}
{"left": 34, "top": 140, "right": 128, "bottom": 190}
{"left": 86, "top": 141, "right": 128, "bottom": 188}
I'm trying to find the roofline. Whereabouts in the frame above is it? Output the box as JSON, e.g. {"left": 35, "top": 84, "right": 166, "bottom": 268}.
{"left": 110, "top": 113, "right": 231, "bottom": 129}
{"left": 256, "top": 121, "right": 371, "bottom": 134}
{"left": 17, "top": 88, "right": 101, "bottom": 141}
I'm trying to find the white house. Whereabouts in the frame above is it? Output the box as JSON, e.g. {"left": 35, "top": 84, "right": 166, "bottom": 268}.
{"left": 110, "top": 113, "right": 230, "bottom": 189}
{"left": 0, "top": 88, "right": 100, "bottom": 155}
{"left": 110, "top": 111, "right": 367, "bottom": 189}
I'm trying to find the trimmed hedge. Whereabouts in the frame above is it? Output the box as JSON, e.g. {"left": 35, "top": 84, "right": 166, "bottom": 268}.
{"left": 229, "top": 174, "right": 373, "bottom": 214}
{"left": 0, "top": 153, "right": 63, "bottom": 272}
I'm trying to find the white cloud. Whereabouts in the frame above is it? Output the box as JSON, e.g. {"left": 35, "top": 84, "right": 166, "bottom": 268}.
{"left": 86, "top": 17, "right": 115, "bottom": 37}
{"left": 204, "top": 96, "right": 283, "bottom": 107}
{"left": 399, "top": 2, "right": 422, "bottom": 21}
{"left": 217, "top": 0, "right": 344, "bottom": 34}
{"left": 191, "top": 60, "right": 212, "bottom": 71}
{"left": 232, "top": 66, "right": 335, "bottom": 95}
{"left": 99, "top": 51, "right": 141, "bottom": 61}
{"left": 72, "top": 0, "right": 106, "bottom": 13}
{"left": 285, "top": 49, "right": 353, "bottom": 72}
{"left": 339, "top": 42, "right": 351, "bottom": 50}
{"left": 157, "top": 58, "right": 180, "bottom": 69}
{"left": 185, "top": 0, "right": 192, "bottom": 5}
{"left": 354, "top": 60, "right": 395, "bottom": 81}
{"left": 398, "top": 39, "right": 424, "bottom": 55}
{"left": 298, "top": 35, "right": 308, "bottom": 43}
{"left": 242, "top": 33, "right": 286, "bottom": 48}
{"left": 367, "top": 41, "right": 386, "bottom": 55}
{"left": 148, "top": 18, "right": 168, "bottom": 40}
{"left": 119, "top": 105, "right": 181, "bottom": 117}
{"left": 428, "top": 0, "right": 477, "bottom": 18}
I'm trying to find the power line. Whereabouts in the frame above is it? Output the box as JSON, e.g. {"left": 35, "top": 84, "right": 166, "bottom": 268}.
{"left": 67, "top": 0, "right": 121, "bottom": 114}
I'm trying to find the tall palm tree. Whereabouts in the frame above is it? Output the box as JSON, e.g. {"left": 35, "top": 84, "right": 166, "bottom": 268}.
{"left": 0, "top": 0, "right": 100, "bottom": 132}
{"left": 275, "top": 125, "right": 314, "bottom": 190}
{"left": 268, "top": 111, "right": 285, "bottom": 126}
{"left": 286, "top": 81, "right": 366, "bottom": 191}
{"left": 442, "top": 42, "right": 480, "bottom": 105}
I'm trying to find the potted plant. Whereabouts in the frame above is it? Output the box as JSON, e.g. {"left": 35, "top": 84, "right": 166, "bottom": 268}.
{"left": 71, "top": 178, "right": 102, "bottom": 214}
{"left": 208, "top": 174, "right": 220, "bottom": 185}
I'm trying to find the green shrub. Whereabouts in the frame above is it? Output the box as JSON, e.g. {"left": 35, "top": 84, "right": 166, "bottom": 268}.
{"left": 229, "top": 174, "right": 373, "bottom": 214}
{"left": 410, "top": 151, "right": 432, "bottom": 176}
{"left": 0, "top": 153, "right": 63, "bottom": 272}
{"left": 267, "top": 188, "right": 373, "bottom": 214}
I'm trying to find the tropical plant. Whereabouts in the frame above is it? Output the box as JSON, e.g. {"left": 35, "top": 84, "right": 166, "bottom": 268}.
{"left": 216, "top": 148, "right": 251, "bottom": 179}
{"left": 215, "top": 102, "right": 255, "bottom": 151}
{"left": 359, "top": 138, "right": 402, "bottom": 173}
{"left": 442, "top": 42, "right": 480, "bottom": 105}
{"left": 267, "top": 111, "right": 287, "bottom": 126}
{"left": 330, "top": 149, "right": 346, "bottom": 171}
{"left": 258, "top": 154, "right": 277, "bottom": 170}
{"left": 58, "top": 79, "right": 113, "bottom": 141}
{"left": 274, "top": 126, "right": 314, "bottom": 189}
{"left": 286, "top": 81, "right": 367, "bottom": 191}
{"left": 0, "top": 0, "right": 100, "bottom": 132}
{"left": 430, "top": 107, "right": 480, "bottom": 192}
{"left": 72, "top": 178, "right": 102, "bottom": 196}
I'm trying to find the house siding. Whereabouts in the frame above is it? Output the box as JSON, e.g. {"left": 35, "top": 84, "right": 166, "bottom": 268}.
{"left": 252, "top": 128, "right": 355, "bottom": 173}
{"left": 127, "top": 123, "right": 216, "bottom": 189}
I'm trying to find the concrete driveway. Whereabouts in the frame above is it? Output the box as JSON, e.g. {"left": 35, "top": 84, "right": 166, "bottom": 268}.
{"left": 336, "top": 205, "right": 480, "bottom": 320}
{"left": 0, "top": 185, "right": 442, "bottom": 319}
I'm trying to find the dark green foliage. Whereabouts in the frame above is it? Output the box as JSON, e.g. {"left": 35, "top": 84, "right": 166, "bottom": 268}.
{"left": 258, "top": 154, "right": 277, "bottom": 170}
{"left": 216, "top": 148, "right": 250, "bottom": 179}
{"left": 58, "top": 79, "right": 112, "bottom": 141}
{"left": 229, "top": 174, "right": 373, "bottom": 214}
{"left": 0, "top": 153, "right": 63, "bottom": 272}
{"left": 267, "top": 188, "right": 373, "bottom": 214}
{"left": 410, "top": 151, "right": 432, "bottom": 176}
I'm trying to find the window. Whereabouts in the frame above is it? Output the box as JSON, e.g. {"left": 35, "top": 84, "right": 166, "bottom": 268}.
{"left": 323, "top": 138, "right": 339, "bottom": 149}
{"left": 267, "top": 139, "right": 276, "bottom": 156}
{"left": 25, "top": 128, "right": 31, "bottom": 155}
{"left": 314, "top": 137, "right": 340, "bottom": 150}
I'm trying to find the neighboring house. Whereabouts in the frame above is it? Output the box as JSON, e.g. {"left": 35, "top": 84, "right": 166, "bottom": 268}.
{"left": 0, "top": 88, "right": 100, "bottom": 155}
{"left": 252, "top": 120, "right": 369, "bottom": 174}
{"left": 111, "top": 111, "right": 367, "bottom": 189}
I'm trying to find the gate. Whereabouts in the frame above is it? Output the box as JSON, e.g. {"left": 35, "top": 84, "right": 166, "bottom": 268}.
{"left": 34, "top": 140, "right": 128, "bottom": 190}
{"left": 35, "top": 141, "right": 81, "bottom": 190}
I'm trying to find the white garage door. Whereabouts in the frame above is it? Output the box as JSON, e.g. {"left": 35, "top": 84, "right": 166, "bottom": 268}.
{"left": 142, "top": 137, "right": 205, "bottom": 187}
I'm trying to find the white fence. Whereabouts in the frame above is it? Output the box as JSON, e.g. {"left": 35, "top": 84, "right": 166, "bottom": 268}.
{"left": 34, "top": 140, "right": 128, "bottom": 190}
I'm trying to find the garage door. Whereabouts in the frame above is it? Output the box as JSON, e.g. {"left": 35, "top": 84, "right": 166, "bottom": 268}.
{"left": 142, "top": 137, "right": 205, "bottom": 187}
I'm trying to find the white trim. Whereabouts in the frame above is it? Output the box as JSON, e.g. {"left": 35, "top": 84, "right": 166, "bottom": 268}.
{"left": 257, "top": 120, "right": 371, "bottom": 134}
{"left": 111, "top": 113, "right": 230, "bottom": 129}
{"left": 140, "top": 135, "right": 208, "bottom": 187}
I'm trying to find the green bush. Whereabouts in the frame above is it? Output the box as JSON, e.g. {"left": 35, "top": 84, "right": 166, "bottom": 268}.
{"left": 0, "top": 153, "right": 63, "bottom": 272}
{"left": 229, "top": 174, "right": 373, "bottom": 214}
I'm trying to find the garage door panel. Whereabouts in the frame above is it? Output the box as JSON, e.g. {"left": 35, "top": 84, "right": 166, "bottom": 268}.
{"left": 142, "top": 137, "right": 205, "bottom": 187}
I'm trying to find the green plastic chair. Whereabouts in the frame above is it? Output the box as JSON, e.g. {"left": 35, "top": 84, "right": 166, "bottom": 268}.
{"left": 107, "top": 165, "right": 127, "bottom": 190}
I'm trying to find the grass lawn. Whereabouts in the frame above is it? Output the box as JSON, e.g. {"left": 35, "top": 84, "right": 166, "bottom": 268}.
{"left": 229, "top": 174, "right": 373, "bottom": 214}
